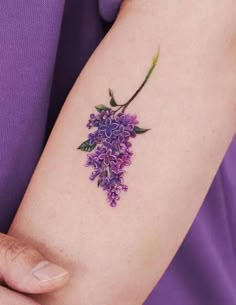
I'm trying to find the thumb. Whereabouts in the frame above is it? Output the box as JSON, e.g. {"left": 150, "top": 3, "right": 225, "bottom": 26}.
{"left": 0, "top": 233, "right": 69, "bottom": 294}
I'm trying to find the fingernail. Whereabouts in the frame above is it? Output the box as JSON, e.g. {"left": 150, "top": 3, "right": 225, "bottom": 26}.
{"left": 31, "top": 260, "right": 68, "bottom": 282}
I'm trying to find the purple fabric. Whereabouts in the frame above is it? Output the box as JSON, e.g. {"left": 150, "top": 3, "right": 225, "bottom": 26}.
{"left": 145, "top": 137, "right": 236, "bottom": 304}
{"left": 0, "top": 0, "right": 235, "bottom": 304}
{"left": 0, "top": 0, "right": 65, "bottom": 231}
{"left": 99, "top": 0, "right": 121, "bottom": 22}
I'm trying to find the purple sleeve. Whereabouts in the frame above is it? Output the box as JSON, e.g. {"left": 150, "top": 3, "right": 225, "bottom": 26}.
{"left": 99, "top": 0, "right": 122, "bottom": 22}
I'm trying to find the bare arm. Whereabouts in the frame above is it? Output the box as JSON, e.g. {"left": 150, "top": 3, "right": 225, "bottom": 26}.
{"left": 9, "top": 1, "right": 236, "bottom": 304}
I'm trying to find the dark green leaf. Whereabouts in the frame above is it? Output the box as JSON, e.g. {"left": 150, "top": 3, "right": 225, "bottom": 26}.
{"left": 95, "top": 104, "right": 110, "bottom": 112}
{"left": 134, "top": 126, "right": 150, "bottom": 134}
{"left": 110, "top": 97, "right": 118, "bottom": 107}
{"left": 77, "top": 139, "right": 97, "bottom": 152}
{"left": 109, "top": 89, "right": 118, "bottom": 107}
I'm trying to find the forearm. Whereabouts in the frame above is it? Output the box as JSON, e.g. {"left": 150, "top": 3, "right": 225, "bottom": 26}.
{"left": 9, "top": 1, "right": 236, "bottom": 305}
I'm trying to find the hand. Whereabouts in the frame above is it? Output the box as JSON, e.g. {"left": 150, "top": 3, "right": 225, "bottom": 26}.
{"left": 0, "top": 232, "right": 69, "bottom": 304}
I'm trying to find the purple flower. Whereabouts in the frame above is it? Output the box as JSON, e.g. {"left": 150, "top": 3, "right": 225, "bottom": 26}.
{"left": 117, "top": 113, "right": 139, "bottom": 126}
{"left": 100, "top": 109, "right": 114, "bottom": 120}
{"left": 88, "top": 133, "right": 96, "bottom": 145}
{"left": 99, "top": 148, "right": 116, "bottom": 166}
{"left": 99, "top": 118, "right": 119, "bottom": 138}
{"left": 86, "top": 113, "right": 99, "bottom": 129}
{"left": 117, "top": 154, "right": 131, "bottom": 168}
{"left": 82, "top": 111, "right": 145, "bottom": 206}
{"left": 89, "top": 169, "right": 100, "bottom": 181}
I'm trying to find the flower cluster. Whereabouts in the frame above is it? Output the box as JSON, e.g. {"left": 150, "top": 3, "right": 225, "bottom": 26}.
{"left": 78, "top": 49, "right": 159, "bottom": 206}
{"left": 84, "top": 109, "right": 138, "bottom": 207}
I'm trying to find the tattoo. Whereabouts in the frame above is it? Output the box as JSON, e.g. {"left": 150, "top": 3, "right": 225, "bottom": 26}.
{"left": 78, "top": 48, "right": 160, "bottom": 207}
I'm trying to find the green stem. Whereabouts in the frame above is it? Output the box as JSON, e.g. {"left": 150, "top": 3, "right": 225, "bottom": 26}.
{"left": 113, "top": 105, "right": 124, "bottom": 113}
{"left": 121, "top": 47, "right": 160, "bottom": 113}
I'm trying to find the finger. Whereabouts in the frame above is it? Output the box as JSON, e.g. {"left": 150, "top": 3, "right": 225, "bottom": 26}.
{"left": 0, "top": 285, "right": 41, "bottom": 305}
{"left": 0, "top": 233, "right": 69, "bottom": 294}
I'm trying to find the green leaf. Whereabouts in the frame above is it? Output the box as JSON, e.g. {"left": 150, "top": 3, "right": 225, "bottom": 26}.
{"left": 95, "top": 104, "right": 110, "bottom": 112}
{"left": 134, "top": 126, "right": 150, "bottom": 134}
{"left": 77, "top": 139, "right": 97, "bottom": 152}
{"left": 110, "top": 97, "right": 118, "bottom": 107}
{"left": 109, "top": 88, "right": 118, "bottom": 107}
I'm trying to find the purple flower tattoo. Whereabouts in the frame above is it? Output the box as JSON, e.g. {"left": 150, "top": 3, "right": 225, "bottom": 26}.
{"left": 78, "top": 48, "right": 160, "bottom": 207}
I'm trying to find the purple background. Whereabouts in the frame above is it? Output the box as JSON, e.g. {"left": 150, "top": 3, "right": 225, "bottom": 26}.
{"left": 0, "top": 1, "right": 235, "bottom": 303}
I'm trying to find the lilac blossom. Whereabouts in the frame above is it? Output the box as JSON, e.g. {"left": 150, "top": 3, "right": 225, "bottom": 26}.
{"left": 81, "top": 109, "right": 137, "bottom": 207}
{"left": 79, "top": 107, "right": 150, "bottom": 207}
{"left": 78, "top": 48, "right": 160, "bottom": 206}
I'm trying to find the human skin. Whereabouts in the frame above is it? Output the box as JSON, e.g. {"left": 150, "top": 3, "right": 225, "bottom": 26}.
{"left": 9, "top": 1, "right": 236, "bottom": 304}
{"left": 0, "top": 233, "right": 69, "bottom": 304}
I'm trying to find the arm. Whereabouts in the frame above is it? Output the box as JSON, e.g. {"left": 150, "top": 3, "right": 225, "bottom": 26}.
{"left": 9, "top": 1, "right": 236, "bottom": 304}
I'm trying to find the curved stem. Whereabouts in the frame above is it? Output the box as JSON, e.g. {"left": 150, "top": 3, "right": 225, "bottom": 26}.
{"left": 113, "top": 105, "right": 124, "bottom": 113}
{"left": 121, "top": 47, "right": 160, "bottom": 113}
